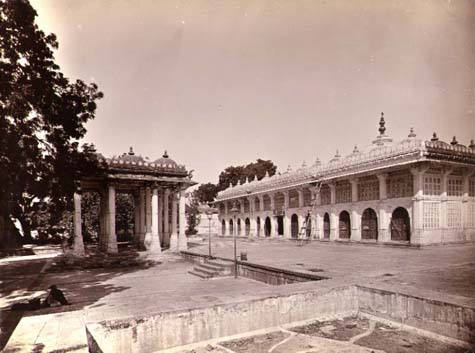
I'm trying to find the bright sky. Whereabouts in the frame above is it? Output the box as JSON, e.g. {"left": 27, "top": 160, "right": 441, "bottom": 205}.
{"left": 30, "top": 0, "right": 475, "bottom": 184}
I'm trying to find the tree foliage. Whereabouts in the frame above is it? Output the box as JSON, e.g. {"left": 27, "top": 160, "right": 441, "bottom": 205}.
{"left": 194, "top": 183, "right": 218, "bottom": 204}
{"left": 217, "top": 159, "right": 277, "bottom": 191}
{"left": 0, "top": 0, "right": 103, "bottom": 244}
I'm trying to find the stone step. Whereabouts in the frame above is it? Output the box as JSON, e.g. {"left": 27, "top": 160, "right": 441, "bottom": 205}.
{"left": 200, "top": 262, "right": 228, "bottom": 272}
{"left": 205, "top": 259, "right": 233, "bottom": 269}
{"left": 193, "top": 265, "right": 219, "bottom": 276}
{"left": 188, "top": 270, "right": 213, "bottom": 279}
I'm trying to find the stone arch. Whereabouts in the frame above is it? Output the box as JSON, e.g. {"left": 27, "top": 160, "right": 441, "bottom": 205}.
{"left": 256, "top": 217, "right": 261, "bottom": 237}
{"left": 390, "top": 207, "right": 411, "bottom": 241}
{"left": 237, "top": 218, "right": 242, "bottom": 236}
{"left": 264, "top": 216, "right": 272, "bottom": 237}
{"left": 339, "top": 210, "right": 351, "bottom": 239}
{"left": 245, "top": 218, "right": 251, "bottom": 236}
{"left": 229, "top": 219, "right": 234, "bottom": 235}
{"left": 221, "top": 219, "right": 226, "bottom": 236}
{"left": 291, "top": 214, "right": 299, "bottom": 238}
{"left": 361, "top": 208, "right": 378, "bottom": 240}
{"left": 323, "top": 212, "right": 330, "bottom": 239}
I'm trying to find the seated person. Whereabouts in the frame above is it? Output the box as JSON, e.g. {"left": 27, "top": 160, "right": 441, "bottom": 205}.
{"left": 43, "top": 285, "right": 70, "bottom": 306}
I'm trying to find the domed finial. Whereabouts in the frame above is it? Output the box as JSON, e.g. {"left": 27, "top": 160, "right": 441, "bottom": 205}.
{"left": 128, "top": 147, "right": 135, "bottom": 155}
{"left": 163, "top": 150, "right": 169, "bottom": 158}
{"left": 245, "top": 177, "right": 249, "bottom": 184}
{"left": 451, "top": 136, "right": 458, "bottom": 145}
{"left": 315, "top": 157, "right": 321, "bottom": 166}
{"left": 335, "top": 150, "right": 341, "bottom": 158}
{"left": 469, "top": 139, "right": 475, "bottom": 149}
{"left": 302, "top": 160, "right": 307, "bottom": 167}
{"left": 229, "top": 182, "right": 233, "bottom": 188}
{"left": 353, "top": 145, "right": 359, "bottom": 153}
{"left": 431, "top": 132, "right": 439, "bottom": 142}
{"left": 379, "top": 112, "right": 386, "bottom": 135}
{"left": 408, "top": 127, "right": 416, "bottom": 138}
{"left": 265, "top": 171, "right": 270, "bottom": 178}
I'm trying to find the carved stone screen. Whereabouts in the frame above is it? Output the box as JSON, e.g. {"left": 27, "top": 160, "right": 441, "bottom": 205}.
{"left": 320, "top": 185, "right": 331, "bottom": 205}
{"left": 336, "top": 181, "right": 351, "bottom": 204}
{"left": 387, "top": 171, "right": 413, "bottom": 198}
{"left": 447, "top": 203, "right": 462, "bottom": 228}
{"left": 467, "top": 203, "right": 475, "bottom": 227}
{"left": 289, "top": 190, "right": 299, "bottom": 208}
{"left": 447, "top": 176, "right": 463, "bottom": 197}
{"left": 423, "top": 175, "right": 441, "bottom": 196}
{"left": 469, "top": 178, "right": 475, "bottom": 197}
{"left": 423, "top": 202, "right": 440, "bottom": 228}
{"left": 254, "top": 197, "right": 260, "bottom": 212}
{"left": 243, "top": 199, "right": 250, "bottom": 213}
{"left": 263, "top": 195, "right": 271, "bottom": 211}
{"left": 358, "top": 176, "right": 380, "bottom": 201}
{"left": 303, "top": 188, "right": 312, "bottom": 206}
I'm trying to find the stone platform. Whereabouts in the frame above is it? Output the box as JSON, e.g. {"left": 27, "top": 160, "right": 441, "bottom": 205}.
{"left": 2, "top": 238, "right": 475, "bottom": 352}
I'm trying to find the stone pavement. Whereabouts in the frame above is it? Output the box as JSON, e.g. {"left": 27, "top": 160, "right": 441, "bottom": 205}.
{"left": 2, "top": 238, "right": 475, "bottom": 352}
{"left": 190, "top": 237, "right": 475, "bottom": 302}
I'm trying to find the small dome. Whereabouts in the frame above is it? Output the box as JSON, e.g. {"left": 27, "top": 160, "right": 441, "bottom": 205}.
{"left": 153, "top": 150, "right": 178, "bottom": 168}
{"left": 115, "top": 147, "right": 145, "bottom": 163}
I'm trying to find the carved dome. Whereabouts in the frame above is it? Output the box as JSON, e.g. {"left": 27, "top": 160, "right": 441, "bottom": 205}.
{"left": 153, "top": 150, "right": 178, "bottom": 169}
{"left": 113, "top": 147, "right": 145, "bottom": 163}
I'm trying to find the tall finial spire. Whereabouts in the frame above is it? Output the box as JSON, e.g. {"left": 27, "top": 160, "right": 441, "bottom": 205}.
{"left": 451, "top": 136, "right": 458, "bottom": 145}
{"left": 163, "top": 150, "right": 169, "bottom": 158}
{"left": 379, "top": 112, "right": 386, "bottom": 135}
{"left": 128, "top": 147, "right": 135, "bottom": 155}
{"left": 408, "top": 127, "right": 416, "bottom": 138}
{"left": 431, "top": 132, "right": 439, "bottom": 142}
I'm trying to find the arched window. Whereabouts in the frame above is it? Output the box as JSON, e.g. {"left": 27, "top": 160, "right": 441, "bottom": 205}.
{"left": 361, "top": 208, "right": 378, "bottom": 240}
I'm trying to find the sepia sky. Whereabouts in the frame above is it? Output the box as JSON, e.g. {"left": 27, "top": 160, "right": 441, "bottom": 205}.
{"left": 31, "top": 0, "right": 475, "bottom": 184}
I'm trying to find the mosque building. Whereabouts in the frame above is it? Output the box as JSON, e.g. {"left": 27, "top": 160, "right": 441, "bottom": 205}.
{"left": 214, "top": 114, "right": 475, "bottom": 246}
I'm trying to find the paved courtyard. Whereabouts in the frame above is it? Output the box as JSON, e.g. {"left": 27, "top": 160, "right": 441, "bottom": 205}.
{"left": 1, "top": 238, "right": 474, "bottom": 352}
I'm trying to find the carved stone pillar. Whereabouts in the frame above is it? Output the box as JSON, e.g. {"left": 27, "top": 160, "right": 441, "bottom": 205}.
{"left": 149, "top": 188, "right": 161, "bottom": 253}
{"left": 144, "top": 186, "right": 152, "bottom": 249}
{"left": 178, "top": 189, "right": 187, "bottom": 250}
{"left": 170, "top": 191, "right": 179, "bottom": 251}
{"left": 329, "top": 183, "right": 336, "bottom": 205}
{"left": 73, "top": 191, "right": 85, "bottom": 256}
{"left": 158, "top": 190, "right": 163, "bottom": 245}
{"left": 163, "top": 188, "right": 170, "bottom": 246}
{"left": 106, "top": 185, "right": 118, "bottom": 253}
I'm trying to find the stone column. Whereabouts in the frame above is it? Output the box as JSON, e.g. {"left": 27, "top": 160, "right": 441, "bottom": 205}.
{"left": 178, "top": 190, "right": 188, "bottom": 250}
{"left": 461, "top": 171, "right": 473, "bottom": 236}
{"left": 158, "top": 190, "right": 163, "bottom": 245}
{"left": 297, "top": 189, "right": 304, "bottom": 208}
{"left": 144, "top": 186, "right": 152, "bottom": 248}
{"left": 377, "top": 173, "right": 388, "bottom": 200}
{"left": 329, "top": 183, "right": 336, "bottom": 205}
{"left": 298, "top": 214, "right": 307, "bottom": 239}
{"left": 163, "top": 189, "right": 170, "bottom": 246}
{"left": 315, "top": 213, "right": 323, "bottom": 239}
{"left": 73, "top": 191, "right": 85, "bottom": 256}
{"left": 133, "top": 192, "right": 141, "bottom": 247}
{"left": 330, "top": 209, "right": 338, "bottom": 240}
{"left": 440, "top": 168, "right": 452, "bottom": 238}
{"left": 283, "top": 191, "right": 291, "bottom": 238}
{"left": 350, "top": 178, "right": 358, "bottom": 203}
{"left": 410, "top": 167, "right": 428, "bottom": 245}
{"left": 106, "top": 185, "right": 118, "bottom": 253}
{"left": 149, "top": 188, "right": 162, "bottom": 253}
{"left": 170, "top": 191, "right": 179, "bottom": 251}
{"left": 377, "top": 174, "right": 390, "bottom": 242}
{"left": 351, "top": 210, "right": 361, "bottom": 241}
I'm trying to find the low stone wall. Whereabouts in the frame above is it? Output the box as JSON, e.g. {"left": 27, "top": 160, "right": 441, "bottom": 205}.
{"left": 357, "top": 285, "right": 475, "bottom": 344}
{"left": 86, "top": 286, "right": 357, "bottom": 353}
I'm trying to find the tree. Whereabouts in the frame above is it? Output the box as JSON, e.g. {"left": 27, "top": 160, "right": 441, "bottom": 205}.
{"left": 185, "top": 194, "right": 200, "bottom": 236}
{"left": 194, "top": 183, "right": 218, "bottom": 204}
{"left": 216, "top": 159, "right": 277, "bottom": 191}
{"left": 0, "top": 0, "right": 103, "bottom": 246}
